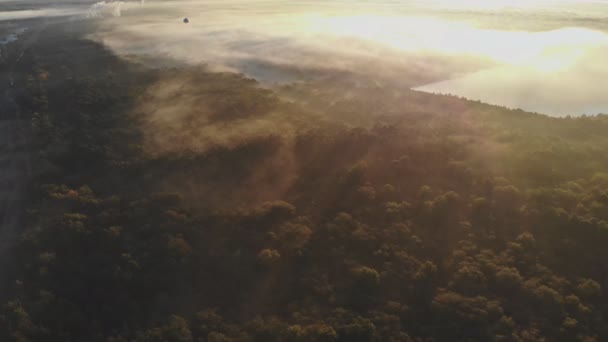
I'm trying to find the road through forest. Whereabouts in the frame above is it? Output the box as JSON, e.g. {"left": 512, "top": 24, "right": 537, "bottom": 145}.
{"left": 0, "top": 25, "right": 36, "bottom": 301}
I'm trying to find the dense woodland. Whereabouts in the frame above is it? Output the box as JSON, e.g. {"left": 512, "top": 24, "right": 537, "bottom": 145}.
{"left": 3, "top": 24, "right": 608, "bottom": 342}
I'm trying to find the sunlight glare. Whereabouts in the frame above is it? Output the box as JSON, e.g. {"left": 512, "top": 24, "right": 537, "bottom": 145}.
{"left": 301, "top": 14, "right": 608, "bottom": 73}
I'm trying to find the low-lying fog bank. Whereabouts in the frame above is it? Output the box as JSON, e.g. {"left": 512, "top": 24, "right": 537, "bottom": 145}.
{"left": 2, "top": 0, "right": 608, "bottom": 116}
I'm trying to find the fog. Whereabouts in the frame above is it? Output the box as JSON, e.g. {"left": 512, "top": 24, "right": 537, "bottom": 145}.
{"left": 3, "top": 0, "right": 608, "bottom": 116}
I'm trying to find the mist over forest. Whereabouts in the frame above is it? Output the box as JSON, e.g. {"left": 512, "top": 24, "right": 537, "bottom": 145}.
{"left": 4, "top": 0, "right": 608, "bottom": 115}
{"left": 2, "top": 1, "right": 608, "bottom": 341}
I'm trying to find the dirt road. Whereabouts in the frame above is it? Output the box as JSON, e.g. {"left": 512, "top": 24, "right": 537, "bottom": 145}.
{"left": 0, "top": 26, "right": 33, "bottom": 301}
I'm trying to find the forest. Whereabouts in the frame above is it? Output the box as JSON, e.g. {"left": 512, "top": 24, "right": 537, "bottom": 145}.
{"left": 3, "top": 23, "right": 608, "bottom": 342}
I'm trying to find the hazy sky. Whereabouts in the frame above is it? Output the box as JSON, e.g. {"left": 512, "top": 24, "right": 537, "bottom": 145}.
{"left": 2, "top": 0, "right": 608, "bottom": 116}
